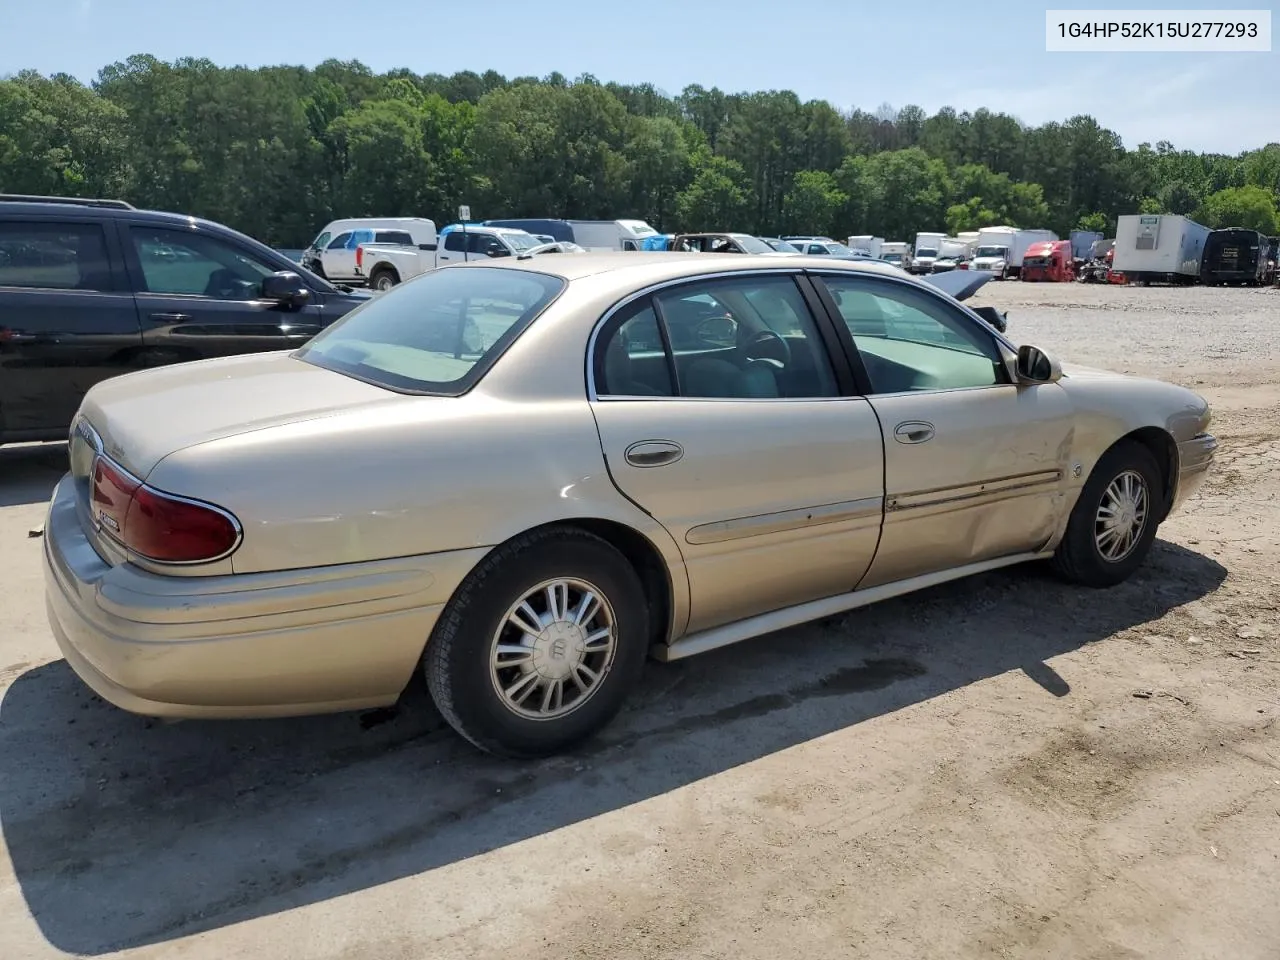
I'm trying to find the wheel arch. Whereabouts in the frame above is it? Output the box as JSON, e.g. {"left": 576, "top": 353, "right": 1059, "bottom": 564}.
{"left": 1105, "top": 426, "right": 1179, "bottom": 520}
{"left": 456, "top": 517, "right": 683, "bottom": 654}
{"left": 368, "top": 263, "right": 400, "bottom": 285}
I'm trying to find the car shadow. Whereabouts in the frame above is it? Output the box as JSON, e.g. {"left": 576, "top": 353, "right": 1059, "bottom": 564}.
{"left": 0, "top": 442, "right": 67, "bottom": 508}
{"left": 0, "top": 540, "right": 1226, "bottom": 955}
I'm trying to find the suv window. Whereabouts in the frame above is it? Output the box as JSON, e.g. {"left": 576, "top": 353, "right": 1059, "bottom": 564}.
{"left": 0, "top": 222, "right": 114, "bottom": 291}
{"left": 818, "top": 275, "right": 1004, "bottom": 393}
{"left": 129, "top": 227, "right": 277, "bottom": 299}
{"left": 596, "top": 275, "right": 839, "bottom": 400}
{"left": 310, "top": 231, "right": 332, "bottom": 252}
{"left": 443, "top": 232, "right": 467, "bottom": 252}
{"left": 327, "top": 232, "right": 352, "bottom": 251}
{"left": 297, "top": 266, "right": 564, "bottom": 394}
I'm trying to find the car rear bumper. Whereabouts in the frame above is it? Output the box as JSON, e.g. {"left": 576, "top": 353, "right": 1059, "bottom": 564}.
{"left": 1172, "top": 432, "right": 1218, "bottom": 513}
{"left": 42, "top": 474, "right": 487, "bottom": 719}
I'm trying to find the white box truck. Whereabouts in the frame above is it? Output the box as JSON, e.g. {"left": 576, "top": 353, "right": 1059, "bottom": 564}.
{"left": 1112, "top": 214, "right": 1210, "bottom": 285}
{"left": 910, "top": 232, "right": 946, "bottom": 274}
{"left": 879, "top": 241, "right": 910, "bottom": 269}
{"left": 846, "top": 235, "right": 884, "bottom": 258}
{"left": 972, "top": 226, "right": 1058, "bottom": 279}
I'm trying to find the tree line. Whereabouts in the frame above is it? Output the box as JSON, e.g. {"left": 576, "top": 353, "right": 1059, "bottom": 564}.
{"left": 2, "top": 55, "right": 1278, "bottom": 248}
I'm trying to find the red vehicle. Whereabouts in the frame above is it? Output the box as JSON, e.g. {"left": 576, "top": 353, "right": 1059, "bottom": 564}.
{"left": 1020, "top": 239, "right": 1074, "bottom": 282}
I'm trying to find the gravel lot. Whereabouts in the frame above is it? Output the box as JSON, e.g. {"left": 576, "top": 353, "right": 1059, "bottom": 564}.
{"left": 1, "top": 281, "right": 1278, "bottom": 960}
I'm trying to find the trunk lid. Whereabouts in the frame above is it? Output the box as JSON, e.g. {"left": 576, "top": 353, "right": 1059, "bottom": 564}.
{"left": 77, "top": 351, "right": 402, "bottom": 478}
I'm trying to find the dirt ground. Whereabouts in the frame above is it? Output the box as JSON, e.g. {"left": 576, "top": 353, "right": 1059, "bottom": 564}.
{"left": 1, "top": 281, "right": 1278, "bottom": 960}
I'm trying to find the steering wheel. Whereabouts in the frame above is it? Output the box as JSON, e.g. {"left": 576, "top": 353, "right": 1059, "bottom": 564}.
{"left": 742, "top": 328, "right": 791, "bottom": 368}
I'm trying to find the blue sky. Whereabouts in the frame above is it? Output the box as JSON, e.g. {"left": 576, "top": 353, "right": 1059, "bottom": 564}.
{"left": 1, "top": 0, "right": 1275, "bottom": 155}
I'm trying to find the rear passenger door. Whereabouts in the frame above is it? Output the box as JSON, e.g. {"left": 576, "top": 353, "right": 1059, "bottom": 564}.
{"left": 0, "top": 218, "right": 142, "bottom": 439}
{"left": 122, "top": 224, "right": 325, "bottom": 361}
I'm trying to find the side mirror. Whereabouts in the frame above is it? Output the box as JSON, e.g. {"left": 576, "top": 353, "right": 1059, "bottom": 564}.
{"left": 1016, "top": 344, "right": 1062, "bottom": 383}
{"left": 485, "top": 243, "right": 508, "bottom": 258}
{"left": 261, "top": 271, "right": 310, "bottom": 307}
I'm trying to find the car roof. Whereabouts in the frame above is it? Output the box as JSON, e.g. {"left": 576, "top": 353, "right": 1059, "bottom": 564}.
{"left": 465, "top": 250, "right": 909, "bottom": 284}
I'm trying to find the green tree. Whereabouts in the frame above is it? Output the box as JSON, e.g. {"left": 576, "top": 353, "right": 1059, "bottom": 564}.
{"left": 675, "top": 156, "right": 754, "bottom": 230}
{"left": 781, "top": 171, "right": 847, "bottom": 237}
{"left": 1195, "top": 185, "right": 1280, "bottom": 233}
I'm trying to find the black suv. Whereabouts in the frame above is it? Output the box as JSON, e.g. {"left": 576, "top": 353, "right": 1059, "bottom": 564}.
{"left": 0, "top": 195, "right": 371, "bottom": 445}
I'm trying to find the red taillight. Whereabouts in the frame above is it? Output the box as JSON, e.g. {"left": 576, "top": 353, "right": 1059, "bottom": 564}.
{"left": 355, "top": 245, "right": 363, "bottom": 269}
{"left": 91, "top": 458, "right": 141, "bottom": 539}
{"left": 90, "top": 457, "right": 241, "bottom": 563}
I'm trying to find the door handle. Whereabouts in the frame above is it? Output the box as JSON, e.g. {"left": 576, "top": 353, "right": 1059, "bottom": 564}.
{"left": 624, "top": 440, "right": 684, "bottom": 468}
{"left": 893, "top": 421, "right": 935, "bottom": 444}
{"left": 149, "top": 312, "right": 191, "bottom": 323}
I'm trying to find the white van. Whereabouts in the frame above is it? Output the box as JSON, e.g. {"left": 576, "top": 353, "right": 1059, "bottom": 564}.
{"left": 303, "top": 217, "right": 437, "bottom": 284}
{"left": 565, "top": 219, "right": 659, "bottom": 251}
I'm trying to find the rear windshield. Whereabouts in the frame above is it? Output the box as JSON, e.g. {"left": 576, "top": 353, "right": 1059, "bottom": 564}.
{"left": 295, "top": 266, "right": 565, "bottom": 394}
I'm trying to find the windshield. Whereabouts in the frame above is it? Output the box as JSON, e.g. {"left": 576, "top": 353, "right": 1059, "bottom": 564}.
{"left": 734, "top": 235, "right": 775, "bottom": 254}
{"left": 975, "top": 246, "right": 1008, "bottom": 258}
{"left": 503, "top": 232, "right": 541, "bottom": 252}
{"left": 916, "top": 248, "right": 938, "bottom": 258}
{"left": 826, "top": 243, "right": 855, "bottom": 256}
{"left": 882, "top": 253, "right": 902, "bottom": 262}
{"left": 296, "top": 267, "right": 565, "bottom": 394}
{"left": 764, "top": 238, "right": 801, "bottom": 253}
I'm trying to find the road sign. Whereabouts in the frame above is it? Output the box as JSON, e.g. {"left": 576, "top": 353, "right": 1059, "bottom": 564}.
{"left": 458, "top": 205, "right": 471, "bottom": 222}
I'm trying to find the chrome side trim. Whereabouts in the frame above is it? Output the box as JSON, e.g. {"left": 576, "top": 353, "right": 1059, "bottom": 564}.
{"left": 685, "top": 496, "right": 884, "bottom": 545}
{"left": 654, "top": 550, "right": 1054, "bottom": 661}
{"left": 886, "top": 470, "right": 1063, "bottom": 513}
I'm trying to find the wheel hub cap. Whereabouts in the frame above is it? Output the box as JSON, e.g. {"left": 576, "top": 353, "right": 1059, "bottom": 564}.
{"left": 530, "top": 620, "right": 588, "bottom": 681}
{"left": 1095, "top": 469, "right": 1149, "bottom": 563}
{"left": 490, "top": 578, "right": 617, "bottom": 720}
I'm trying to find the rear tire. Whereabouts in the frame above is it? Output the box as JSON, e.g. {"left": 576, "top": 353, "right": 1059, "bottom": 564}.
{"left": 1051, "top": 440, "right": 1163, "bottom": 588}
{"left": 424, "top": 527, "right": 649, "bottom": 758}
{"left": 370, "top": 268, "right": 399, "bottom": 292}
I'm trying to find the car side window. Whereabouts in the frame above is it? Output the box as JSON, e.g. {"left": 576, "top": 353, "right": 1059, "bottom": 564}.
{"left": 819, "top": 275, "right": 1005, "bottom": 394}
{"left": 327, "top": 232, "right": 352, "bottom": 251}
{"left": 595, "top": 301, "right": 675, "bottom": 397}
{"left": 0, "top": 221, "right": 114, "bottom": 291}
{"left": 655, "top": 275, "right": 839, "bottom": 399}
{"left": 129, "top": 227, "right": 277, "bottom": 300}
{"left": 376, "top": 231, "right": 414, "bottom": 246}
{"left": 350, "top": 230, "right": 374, "bottom": 248}
{"left": 443, "top": 232, "right": 466, "bottom": 253}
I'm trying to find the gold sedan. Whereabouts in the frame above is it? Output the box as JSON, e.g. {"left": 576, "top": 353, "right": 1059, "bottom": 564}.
{"left": 43, "top": 254, "right": 1217, "bottom": 757}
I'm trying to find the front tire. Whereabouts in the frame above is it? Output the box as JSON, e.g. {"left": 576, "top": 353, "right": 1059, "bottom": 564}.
{"left": 1051, "top": 440, "right": 1163, "bottom": 587}
{"left": 424, "top": 527, "right": 649, "bottom": 758}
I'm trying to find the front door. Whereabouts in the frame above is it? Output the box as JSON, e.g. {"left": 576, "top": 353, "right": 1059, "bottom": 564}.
{"left": 321, "top": 229, "right": 373, "bottom": 282}
{"left": 589, "top": 271, "right": 885, "bottom": 635}
{"left": 0, "top": 218, "right": 142, "bottom": 439}
{"left": 123, "top": 224, "right": 325, "bottom": 361}
{"left": 812, "top": 271, "right": 1075, "bottom": 588}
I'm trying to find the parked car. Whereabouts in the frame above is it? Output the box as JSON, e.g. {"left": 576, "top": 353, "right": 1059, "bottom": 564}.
{"left": 302, "top": 218, "right": 437, "bottom": 284}
{"left": 45, "top": 254, "right": 1216, "bottom": 758}
{"left": 0, "top": 194, "right": 369, "bottom": 446}
{"left": 669, "top": 233, "right": 793, "bottom": 256}
{"left": 785, "top": 238, "right": 873, "bottom": 260}
{"left": 356, "top": 225, "right": 543, "bottom": 289}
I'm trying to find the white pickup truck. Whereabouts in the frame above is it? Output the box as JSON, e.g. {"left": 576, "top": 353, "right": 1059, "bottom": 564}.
{"left": 355, "top": 225, "right": 544, "bottom": 290}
